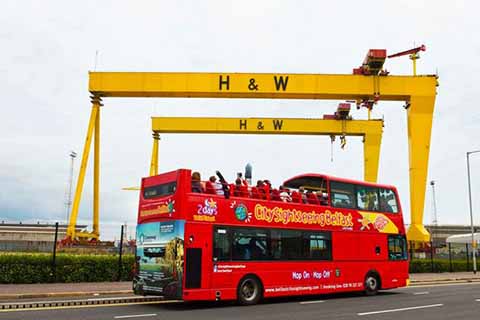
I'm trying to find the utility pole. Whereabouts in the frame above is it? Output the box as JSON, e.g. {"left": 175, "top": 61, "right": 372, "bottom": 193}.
{"left": 467, "top": 150, "right": 480, "bottom": 274}
{"left": 65, "top": 151, "right": 77, "bottom": 224}
{"left": 430, "top": 180, "right": 438, "bottom": 245}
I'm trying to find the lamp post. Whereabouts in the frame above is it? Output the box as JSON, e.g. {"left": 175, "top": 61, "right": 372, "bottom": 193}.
{"left": 65, "top": 150, "right": 77, "bottom": 225}
{"left": 430, "top": 180, "right": 438, "bottom": 245}
{"left": 467, "top": 150, "right": 480, "bottom": 274}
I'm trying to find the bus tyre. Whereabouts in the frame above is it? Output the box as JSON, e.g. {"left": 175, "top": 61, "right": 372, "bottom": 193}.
{"left": 237, "top": 276, "right": 262, "bottom": 305}
{"left": 364, "top": 273, "right": 380, "bottom": 296}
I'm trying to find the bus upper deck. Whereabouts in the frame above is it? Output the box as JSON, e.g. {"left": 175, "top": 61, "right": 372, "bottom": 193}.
{"left": 138, "top": 169, "right": 404, "bottom": 235}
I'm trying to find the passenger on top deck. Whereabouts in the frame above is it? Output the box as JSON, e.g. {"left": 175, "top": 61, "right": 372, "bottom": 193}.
{"left": 263, "top": 180, "right": 272, "bottom": 188}
{"left": 320, "top": 192, "right": 329, "bottom": 205}
{"left": 237, "top": 172, "right": 248, "bottom": 186}
{"left": 298, "top": 186, "right": 307, "bottom": 203}
{"left": 256, "top": 180, "right": 267, "bottom": 199}
{"left": 279, "top": 186, "right": 292, "bottom": 202}
{"left": 191, "top": 171, "right": 204, "bottom": 193}
{"left": 379, "top": 196, "right": 394, "bottom": 213}
{"left": 234, "top": 178, "right": 243, "bottom": 196}
{"left": 209, "top": 175, "right": 225, "bottom": 196}
{"left": 256, "top": 180, "right": 265, "bottom": 188}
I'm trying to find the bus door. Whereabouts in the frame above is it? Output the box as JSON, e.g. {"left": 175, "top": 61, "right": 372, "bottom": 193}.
{"left": 211, "top": 227, "right": 234, "bottom": 288}
{"left": 184, "top": 223, "right": 212, "bottom": 291}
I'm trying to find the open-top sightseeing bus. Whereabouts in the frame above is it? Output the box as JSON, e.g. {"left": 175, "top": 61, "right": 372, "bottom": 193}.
{"left": 133, "top": 169, "right": 408, "bottom": 305}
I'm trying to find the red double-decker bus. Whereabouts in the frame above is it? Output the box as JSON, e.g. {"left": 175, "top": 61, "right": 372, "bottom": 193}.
{"left": 133, "top": 169, "right": 408, "bottom": 305}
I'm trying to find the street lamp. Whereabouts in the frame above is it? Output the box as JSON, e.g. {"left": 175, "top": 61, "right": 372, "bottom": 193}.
{"left": 467, "top": 150, "right": 480, "bottom": 274}
{"left": 430, "top": 180, "right": 438, "bottom": 245}
{"left": 65, "top": 151, "right": 77, "bottom": 224}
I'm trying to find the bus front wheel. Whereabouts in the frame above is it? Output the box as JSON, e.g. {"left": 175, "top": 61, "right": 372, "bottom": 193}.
{"left": 237, "top": 276, "right": 262, "bottom": 305}
{"left": 364, "top": 272, "right": 380, "bottom": 296}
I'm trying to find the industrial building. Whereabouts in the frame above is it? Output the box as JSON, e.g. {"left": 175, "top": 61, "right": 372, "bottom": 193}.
{"left": 0, "top": 222, "right": 86, "bottom": 252}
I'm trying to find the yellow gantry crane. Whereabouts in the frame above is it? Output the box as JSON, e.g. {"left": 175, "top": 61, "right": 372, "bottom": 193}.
{"left": 66, "top": 48, "right": 438, "bottom": 242}
{"left": 148, "top": 115, "right": 383, "bottom": 182}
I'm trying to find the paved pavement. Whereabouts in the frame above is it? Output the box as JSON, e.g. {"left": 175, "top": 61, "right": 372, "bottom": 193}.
{"left": 1, "top": 281, "right": 479, "bottom": 320}
{"left": 0, "top": 282, "right": 132, "bottom": 300}
{"left": 1, "top": 272, "right": 479, "bottom": 300}
{"left": 410, "top": 272, "right": 480, "bottom": 283}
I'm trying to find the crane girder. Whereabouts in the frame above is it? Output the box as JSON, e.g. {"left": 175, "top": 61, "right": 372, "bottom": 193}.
{"left": 151, "top": 116, "right": 383, "bottom": 183}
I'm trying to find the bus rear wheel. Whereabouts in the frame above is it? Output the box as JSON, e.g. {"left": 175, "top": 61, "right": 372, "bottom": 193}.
{"left": 364, "top": 273, "right": 380, "bottom": 296}
{"left": 237, "top": 276, "right": 262, "bottom": 305}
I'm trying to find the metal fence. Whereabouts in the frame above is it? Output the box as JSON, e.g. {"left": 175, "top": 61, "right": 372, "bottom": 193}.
{"left": 409, "top": 240, "right": 478, "bottom": 273}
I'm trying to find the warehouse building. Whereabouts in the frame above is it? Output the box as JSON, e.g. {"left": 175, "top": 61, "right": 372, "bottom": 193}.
{"left": 0, "top": 222, "right": 86, "bottom": 252}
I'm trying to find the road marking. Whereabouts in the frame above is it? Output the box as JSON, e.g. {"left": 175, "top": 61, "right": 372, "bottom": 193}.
{"left": 413, "top": 291, "right": 429, "bottom": 295}
{"left": 476, "top": 299, "right": 480, "bottom": 302}
{"left": 300, "top": 300, "right": 325, "bottom": 305}
{"left": 114, "top": 314, "right": 157, "bottom": 319}
{"left": 357, "top": 303, "right": 443, "bottom": 316}
{"left": 0, "top": 300, "right": 181, "bottom": 313}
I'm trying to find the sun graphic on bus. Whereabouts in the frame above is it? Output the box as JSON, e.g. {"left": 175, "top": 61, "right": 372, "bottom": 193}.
{"left": 234, "top": 204, "right": 252, "bottom": 223}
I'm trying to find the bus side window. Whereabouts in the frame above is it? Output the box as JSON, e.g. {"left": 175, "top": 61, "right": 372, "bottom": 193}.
{"left": 388, "top": 235, "right": 407, "bottom": 260}
{"left": 304, "top": 232, "right": 331, "bottom": 260}
{"left": 330, "top": 181, "right": 356, "bottom": 209}
{"left": 356, "top": 186, "right": 379, "bottom": 211}
{"left": 232, "top": 229, "right": 269, "bottom": 260}
{"left": 379, "top": 188, "right": 399, "bottom": 213}
{"left": 213, "top": 228, "right": 231, "bottom": 261}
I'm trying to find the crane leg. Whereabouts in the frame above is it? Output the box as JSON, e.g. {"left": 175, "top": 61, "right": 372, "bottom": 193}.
{"left": 150, "top": 132, "right": 160, "bottom": 176}
{"left": 406, "top": 95, "right": 436, "bottom": 242}
{"left": 67, "top": 99, "right": 101, "bottom": 240}
{"left": 93, "top": 99, "right": 100, "bottom": 238}
{"left": 364, "top": 131, "right": 382, "bottom": 183}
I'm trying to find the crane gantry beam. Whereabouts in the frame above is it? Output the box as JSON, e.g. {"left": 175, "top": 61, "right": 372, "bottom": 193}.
{"left": 89, "top": 72, "right": 435, "bottom": 100}
{"left": 150, "top": 117, "right": 383, "bottom": 183}
{"left": 66, "top": 71, "right": 437, "bottom": 242}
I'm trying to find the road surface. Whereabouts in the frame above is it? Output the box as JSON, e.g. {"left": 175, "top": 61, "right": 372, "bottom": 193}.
{"left": 1, "top": 282, "right": 479, "bottom": 320}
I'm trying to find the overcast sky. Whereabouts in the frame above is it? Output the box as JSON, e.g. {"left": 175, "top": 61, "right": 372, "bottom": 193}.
{"left": 1, "top": 0, "right": 479, "bottom": 240}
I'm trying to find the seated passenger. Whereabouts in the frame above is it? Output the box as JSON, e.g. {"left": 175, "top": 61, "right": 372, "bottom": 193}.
{"left": 251, "top": 187, "right": 261, "bottom": 199}
{"left": 271, "top": 188, "right": 281, "bottom": 201}
{"left": 210, "top": 176, "right": 224, "bottom": 196}
{"left": 256, "top": 180, "right": 265, "bottom": 188}
{"left": 205, "top": 176, "right": 216, "bottom": 194}
{"left": 291, "top": 191, "right": 302, "bottom": 203}
{"left": 256, "top": 180, "right": 267, "bottom": 199}
{"left": 320, "top": 192, "right": 329, "bottom": 205}
{"left": 262, "top": 180, "right": 271, "bottom": 200}
{"left": 263, "top": 180, "right": 272, "bottom": 189}
{"left": 191, "top": 171, "right": 204, "bottom": 193}
{"left": 366, "top": 192, "right": 378, "bottom": 211}
{"left": 298, "top": 187, "right": 307, "bottom": 203}
{"left": 379, "top": 197, "right": 394, "bottom": 212}
{"left": 236, "top": 172, "right": 248, "bottom": 186}
{"left": 306, "top": 191, "right": 320, "bottom": 205}
{"left": 214, "top": 177, "right": 224, "bottom": 196}
{"left": 234, "top": 178, "right": 243, "bottom": 196}
{"left": 279, "top": 186, "right": 291, "bottom": 202}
